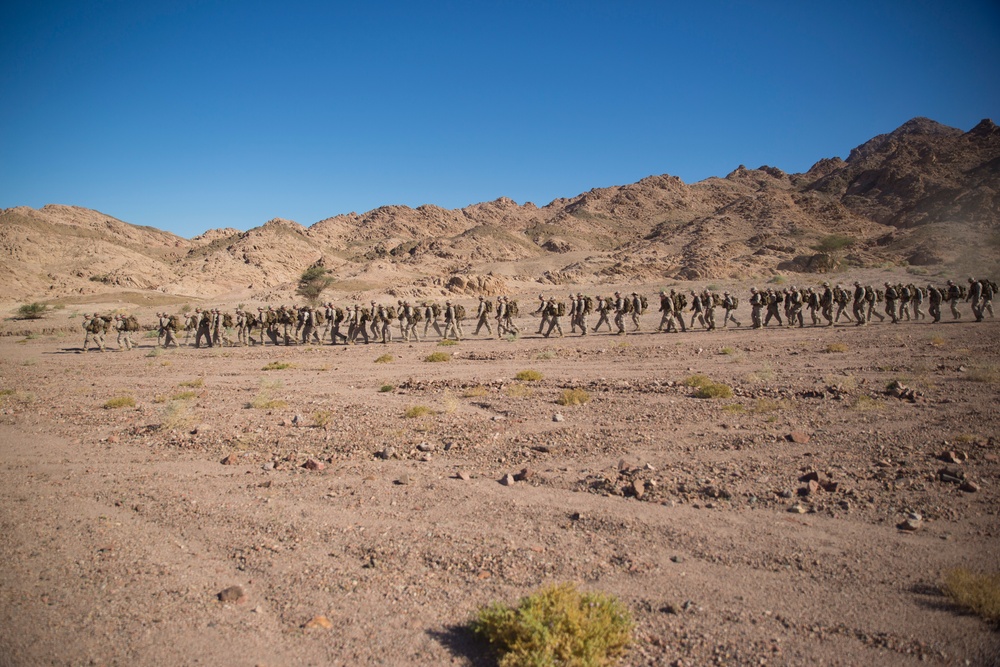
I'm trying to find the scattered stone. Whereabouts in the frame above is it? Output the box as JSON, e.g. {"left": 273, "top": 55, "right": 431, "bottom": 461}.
{"left": 456, "top": 471, "right": 470, "bottom": 481}
{"left": 221, "top": 453, "right": 239, "bottom": 465}
{"left": 778, "top": 489, "right": 794, "bottom": 499}
{"left": 898, "top": 513, "right": 923, "bottom": 531}
{"left": 302, "top": 458, "right": 324, "bottom": 471}
{"left": 217, "top": 585, "right": 246, "bottom": 603}
{"left": 670, "top": 555, "right": 685, "bottom": 563}
{"left": 292, "top": 414, "right": 304, "bottom": 426}
{"left": 303, "top": 615, "right": 333, "bottom": 630}
{"left": 500, "top": 474, "right": 516, "bottom": 486}
{"left": 798, "top": 471, "right": 820, "bottom": 483}
{"left": 417, "top": 442, "right": 435, "bottom": 452}
{"left": 552, "top": 413, "right": 565, "bottom": 422}
{"left": 419, "top": 453, "right": 432, "bottom": 462}
{"left": 395, "top": 474, "right": 410, "bottom": 485}
{"left": 491, "top": 415, "right": 506, "bottom": 421}
{"left": 788, "top": 504, "right": 806, "bottom": 514}
{"left": 938, "top": 467, "right": 965, "bottom": 484}
{"left": 821, "top": 481, "right": 839, "bottom": 493}
{"left": 280, "top": 419, "right": 292, "bottom": 427}
{"left": 788, "top": 431, "right": 811, "bottom": 444}
{"left": 191, "top": 424, "right": 211, "bottom": 435}
{"left": 513, "top": 467, "right": 532, "bottom": 482}
{"left": 959, "top": 480, "right": 980, "bottom": 493}
{"left": 631, "top": 479, "right": 645, "bottom": 499}
{"left": 938, "top": 451, "right": 965, "bottom": 464}
{"left": 377, "top": 446, "right": 395, "bottom": 460}
{"left": 107, "top": 434, "right": 119, "bottom": 444}
{"left": 569, "top": 512, "right": 584, "bottom": 521}
{"left": 261, "top": 461, "right": 274, "bottom": 471}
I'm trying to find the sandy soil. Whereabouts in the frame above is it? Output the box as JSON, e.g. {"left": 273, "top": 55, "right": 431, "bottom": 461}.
{"left": 1, "top": 290, "right": 998, "bottom": 666}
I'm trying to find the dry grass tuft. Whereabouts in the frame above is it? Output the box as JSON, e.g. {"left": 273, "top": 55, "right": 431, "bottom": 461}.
{"left": 170, "top": 390, "right": 197, "bottom": 401}
{"left": 404, "top": 405, "right": 435, "bottom": 419}
{"left": 262, "top": 361, "right": 294, "bottom": 371}
{"left": 424, "top": 352, "right": 451, "bottom": 363}
{"left": 103, "top": 395, "right": 135, "bottom": 409}
{"left": 178, "top": 378, "right": 204, "bottom": 388}
{"left": 515, "top": 369, "right": 544, "bottom": 382}
{"left": 462, "top": 385, "right": 489, "bottom": 398}
{"left": 556, "top": 388, "right": 590, "bottom": 406}
{"left": 375, "top": 353, "right": 394, "bottom": 364}
{"left": 942, "top": 568, "right": 1000, "bottom": 624}
{"left": 824, "top": 342, "right": 849, "bottom": 353}
{"left": 504, "top": 384, "right": 534, "bottom": 398}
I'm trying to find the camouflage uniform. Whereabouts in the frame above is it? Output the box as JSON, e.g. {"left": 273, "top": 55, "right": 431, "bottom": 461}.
{"left": 981, "top": 279, "right": 995, "bottom": 318}
{"left": 613, "top": 292, "right": 628, "bottom": 335}
{"left": 819, "top": 283, "right": 834, "bottom": 325}
{"left": 722, "top": 292, "right": 741, "bottom": 327}
{"left": 852, "top": 282, "right": 867, "bottom": 325}
{"left": 689, "top": 291, "right": 706, "bottom": 330}
{"left": 967, "top": 278, "right": 984, "bottom": 322}
{"left": 764, "top": 289, "right": 783, "bottom": 327}
{"left": 423, "top": 302, "right": 444, "bottom": 338}
{"left": 928, "top": 285, "right": 943, "bottom": 322}
{"left": 898, "top": 285, "right": 912, "bottom": 321}
{"left": 833, "top": 285, "right": 852, "bottom": 323}
{"left": 910, "top": 285, "right": 925, "bottom": 320}
{"left": 883, "top": 283, "right": 899, "bottom": 324}
{"left": 593, "top": 296, "right": 612, "bottom": 333}
{"left": 543, "top": 298, "right": 563, "bottom": 338}
{"left": 630, "top": 293, "right": 643, "bottom": 331}
{"left": 946, "top": 281, "right": 962, "bottom": 320}
{"left": 194, "top": 309, "right": 213, "bottom": 348}
{"left": 82, "top": 314, "right": 105, "bottom": 352}
{"left": 658, "top": 291, "right": 679, "bottom": 332}
{"left": 401, "top": 302, "right": 420, "bottom": 342}
{"left": 443, "top": 301, "right": 462, "bottom": 341}
{"left": 377, "top": 304, "right": 393, "bottom": 343}
{"left": 474, "top": 296, "right": 493, "bottom": 336}
{"left": 534, "top": 294, "right": 550, "bottom": 334}
{"left": 702, "top": 291, "right": 716, "bottom": 331}
{"left": 575, "top": 293, "right": 590, "bottom": 334}
{"left": 865, "top": 286, "right": 885, "bottom": 323}
{"left": 749, "top": 288, "right": 764, "bottom": 329}
{"left": 114, "top": 315, "right": 134, "bottom": 351}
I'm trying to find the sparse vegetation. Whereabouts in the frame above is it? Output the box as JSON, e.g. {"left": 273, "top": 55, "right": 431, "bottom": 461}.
{"left": 812, "top": 234, "right": 856, "bottom": 253}
{"left": 471, "top": 582, "right": 633, "bottom": 667}
{"left": 146, "top": 347, "right": 162, "bottom": 358}
{"left": 375, "top": 353, "right": 394, "bottom": 364}
{"left": 929, "top": 336, "right": 946, "bottom": 347}
{"left": 178, "top": 378, "right": 204, "bottom": 388}
{"left": 313, "top": 410, "right": 332, "bottom": 428}
{"left": 536, "top": 350, "right": 556, "bottom": 360}
{"left": 380, "top": 384, "right": 395, "bottom": 393}
{"left": 694, "top": 382, "right": 733, "bottom": 399}
{"left": 504, "top": 383, "right": 534, "bottom": 398}
{"left": 719, "top": 347, "right": 736, "bottom": 355}
{"left": 942, "top": 568, "right": 1000, "bottom": 624}
{"left": 515, "top": 370, "right": 544, "bottom": 382}
{"left": 171, "top": 390, "right": 197, "bottom": 401}
{"left": 17, "top": 302, "right": 47, "bottom": 319}
{"left": 425, "top": 352, "right": 451, "bottom": 363}
{"left": 248, "top": 379, "right": 287, "bottom": 409}
{"left": 683, "top": 374, "right": 713, "bottom": 389}
{"left": 965, "top": 365, "right": 999, "bottom": 384}
{"left": 160, "top": 400, "right": 193, "bottom": 430}
{"left": 296, "top": 265, "right": 333, "bottom": 305}
{"left": 851, "top": 395, "right": 884, "bottom": 411}
{"left": 557, "top": 388, "right": 590, "bottom": 406}
{"left": 824, "top": 342, "right": 849, "bottom": 353}
{"left": 262, "top": 361, "right": 294, "bottom": 371}
{"left": 404, "top": 405, "right": 435, "bottom": 419}
{"left": 462, "top": 385, "right": 489, "bottom": 398}
{"left": 103, "top": 395, "right": 136, "bottom": 409}
{"left": 767, "top": 275, "right": 787, "bottom": 285}
{"left": 438, "top": 339, "right": 458, "bottom": 346}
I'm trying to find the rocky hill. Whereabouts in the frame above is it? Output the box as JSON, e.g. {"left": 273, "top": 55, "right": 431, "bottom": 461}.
{"left": 2, "top": 117, "right": 997, "bottom": 304}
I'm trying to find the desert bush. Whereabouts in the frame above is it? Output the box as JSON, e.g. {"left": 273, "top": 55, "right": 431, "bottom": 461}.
{"left": 160, "top": 400, "right": 192, "bottom": 430}
{"left": 375, "top": 353, "right": 394, "bottom": 364}
{"left": 557, "top": 388, "right": 590, "bottom": 406}
{"left": 462, "top": 385, "right": 489, "bottom": 398}
{"left": 103, "top": 395, "right": 135, "bottom": 409}
{"left": 694, "top": 382, "right": 733, "bottom": 399}
{"left": 153, "top": 394, "right": 167, "bottom": 404}
{"left": 471, "top": 582, "right": 633, "bottom": 667}
{"left": 146, "top": 348, "right": 162, "bottom": 358}
{"left": 438, "top": 339, "right": 458, "bottom": 346}
{"left": 425, "top": 352, "right": 451, "bottom": 363}
{"left": 824, "top": 343, "right": 848, "bottom": 353}
{"left": 504, "top": 384, "right": 533, "bottom": 398}
{"left": 380, "top": 384, "right": 395, "bottom": 393}
{"left": 812, "top": 234, "right": 856, "bottom": 253}
{"left": 536, "top": 350, "right": 556, "bottom": 360}
{"left": 965, "top": 365, "right": 999, "bottom": 384}
{"left": 17, "top": 303, "right": 46, "bottom": 319}
{"left": 516, "top": 370, "right": 544, "bottom": 382}
{"left": 178, "top": 378, "right": 204, "bottom": 388}
{"left": 722, "top": 404, "right": 746, "bottom": 414}
{"left": 683, "top": 374, "right": 713, "bottom": 389}
{"left": 943, "top": 568, "right": 1000, "bottom": 624}
{"left": 404, "top": 405, "right": 435, "bottom": 419}
{"left": 929, "top": 336, "right": 946, "bottom": 347}
{"left": 248, "top": 379, "right": 287, "bottom": 409}
{"left": 719, "top": 347, "right": 736, "bottom": 355}
{"left": 313, "top": 410, "right": 332, "bottom": 428}
{"left": 296, "top": 265, "right": 333, "bottom": 305}
{"left": 171, "top": 390, "right": 197, "bottom": 401}
{"left": 262, "top": 361, "right": 294, "bottom": 371}
{"left": 767, "top": 275, "right": 787, "bottom": 285}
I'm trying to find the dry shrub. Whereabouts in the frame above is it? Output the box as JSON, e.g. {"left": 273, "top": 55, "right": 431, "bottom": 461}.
{"left": 851, "top": 395, "right": 884, "bottom": 411}
{"left": 505, "top": 384, "right": 533, "bottom": 398}
{"left": 557, "top": 388, "right": 590, "bottom": 406}
{"left": 171, "top": 390, "right": 197, "bottom": 401}
{"left": 685, "top": 375, "right": 732, "bottom": 399}
{"left": 178, "top": 378, "right": 204, "bottom": 388}
{"left": 404, "top": 405, "right": 435, "bottom": 419}
{"left": 103, "top": 395, "right": 135, "bottom": 410}
{"left": 425, "top": 352, "right": 451, "bottom": 363}
{"left": 824, "top": 342, "right": 848, "bottom": 353}
{"left": 248, "top": 379, "right": 287, "bottom": 410}
{"left": 472, "top": 582, "right": 633, "bottom": 667}
{"left": 313, "top": 410, "right": 332, "bottom": 428}
{"left": 375, "top": 353, "right": 394, "bottom": 364}
{"left": 380, "top": 384, "right": 395, "bottom": 393}
{"left": 966, "top": 365, "right": 999, "bottom": 384}
{"left": 462, "top": 385, "right": 488, "bottom": 398}
{"left": 160, "top": 400, "right": 192, "bottom": 430}
{"left": 438, "top": 339, "right": 458, "bottom": 346}
{"left": 262, "top": 361, "right": 294, "bottom": 371}
{"left": 516, "top": 370, "right": 543, "bottom": 382}
{"left": 943, "top": 568, "right": 1000, "bottom": 624}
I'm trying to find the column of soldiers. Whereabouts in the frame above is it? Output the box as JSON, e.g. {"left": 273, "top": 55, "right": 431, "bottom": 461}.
{"left": 80, "top": 276, "right": 996, "bottom": 352}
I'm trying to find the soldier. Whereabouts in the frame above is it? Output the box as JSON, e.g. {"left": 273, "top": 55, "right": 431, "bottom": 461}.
{"left": 194, "top": 308, "right": 213, "bottom": 348}
{"left": 265, "top": 307, "right": 281, "bottom": 345}
{"left": 443, "top": 300, "right": 462, "bottom": 341}
{"left": 593, "top": 296, "right": 612, "bottom": 333}
{"left": 899, "top": 284, "right": 912, "bottom": 321}
{"left": 967, "top": 277, "right": 984, "bottom": 322}
{"left": 533, "top": 294, "right": 550, "bottom": 335}
{"left": 910, "top": 284, "right": 925, "bottom": 320}
{"left": 355, "top": 305, "right": 371, "bottom": 344}
{"left": 833, "top": 284, "right": 852, "bottom": 323}
{"left": 494, "top": 296, "right": 508, "bottom": 338}
{"left": 156, "top": 312, "right": 168, "bottom": 347}
{"left": 981, "top": 278, "right": 995, "bottom": 318}
{"left": 702, "top": 290, "right": 716, "bottom": 331}
{"left": 474, "top": 295, "right": 493, "bottom": 336}
{"left": 688, "top": 290, "right": 706, "bottom": 329}
{"left": 369, "top": 301, "right": 382, "bottom": 340}
{"left": 502, "top": 297, "right": 519, "bottom": 337}
{"left": 722, "top": 291, "right": 741, "bottom": 328}
{"left": 630, "top": 292, "right": 644, "bottom": 331}
{"left": 183, "top": 312, "right": 197, "bottom": 345}
{"left": 576, "top": 293, "right": 591, "bottom": 334}
{"left": 82, "top": 313, "right": 104, "bottom": 352}
{"left": 543, "top": 297, "right": 563, "bottom": 338}
{"left": 852, "top": 282, "right": 867, "bottom": 325}
{"left": 613, "top": 292, "right": 629, "bottom": 335}
{"left": 764, "top": 289, "right": 783, "bottom": 327}
{"left": 395, "top": 300, "right": 407, "bottom": 339}
{"left": 782, "top": 288, "right": 794, "bottom": 325}
{"left": 377, "top": 302, "right": 394, "bottom": 343}
{"left": 423, "top": 301, "right": 444, "bottom": 339}
{"left": 928, "top": 284, "right": 943, "bottom": 323}
{"left": 163, "top": 313, "right": 180, "bottom": 348}
{"left": 114, "top": 314, "right": 133, "bottom": 351}
{"left": 946, "top": 280, "right": 962, "bottom": 320}
{"left": 671, "top": 290, "right": 688, "bottom": 332}
{"left": 819, "top": 283, "right": 834, "bottom": 325}
{"left": 884, "top": 282, "right": 899, "bottom": 324}
{"left": 400, "top": 301, "right": 419, "bottom": 342}
{"left": 210, "top": 309, "right": 222, "bottom": 346}
{"left": 657, "top": 290, "right": 679, "bottom": 332}
{"left": 567, "top": 294, "right": 579, "bottom": 334}
{"left": 865, "top": 285, "right": 885, "bottom": 323}
{"left": 749, "top": 287, "right": 764, "bottom": 329}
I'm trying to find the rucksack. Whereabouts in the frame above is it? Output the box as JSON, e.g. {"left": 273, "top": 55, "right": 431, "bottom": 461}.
{"left": 125, "top": 315, "right": 140, "bottom": 332}
{"left": 101, "top": 315, "right": 113, "bottom": 334}
{"left": 87, "top": 318, "right": 102, "bottom": 334}
{"left": 455, "top": 304, "right": 466, "bottom": 320}
{"left": 731, "top": 296, "right": 739, "bottom": 309}
{"left": 583, "top": 296, "right": 593, "bottom": 314}
{"left": 431, "top": 303, "right": 441, "bottom": 318}
{"left": 386, "top": 306, "right": 397, "bottom": 320}
{"left": 621, "top": 298, "right": 632, "bottom": 314}
{"left": 711, "top": 293, "right": 721, "bottom": 307}
{"left": 222, "top": 313, "right": 233, "bottom": 328}
{"left": 555, "top": 301, "right": 565, "bottom": 317}
{"left": 484, "top": 300, "right": 494, "bottom": 313}
{"left": 413, "top": 308, "right": 424, "bottom": 322}
{"left": 508, "top": 301, "right": 519, "bottom": 317}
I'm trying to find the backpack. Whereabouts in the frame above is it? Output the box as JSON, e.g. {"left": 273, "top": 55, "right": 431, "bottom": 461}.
{"left": 222, "top": 313, "right": 233, "bottom": 328}
{"left": 455, "top": 304, "right": 466, "bottom": 320}
{"left": 431, "top": 303, "right": 441, "bottom": 318}
{"left": 484, "top": 300, "right": 494, "bottom": 313}
{"left": 413, "top": 308, "right": 424, "bottom": 322}
{"left": 386, "top": 306, "right": 397, "bottom": 320}
{"left": 125, "top": 315, "right": 140, "bottom": 332}
{"left": 731, "top": 296, "right": 739, "bottom": 309}
{"left": 101, "top": 315, "right": 113, "bottom": 334}
{"left": 583, "top": 296, "right": 593, "bottom": 314}
{"left": 621, "top": 298, "right": 633, "bottom": 314}
{"left": 87, "top": 318, "right": 102, "bottom": 334}
{"left": 508, "top": 301, "right": 519, "bottom": 317}
{"left": 314, "top": 309, "right": 326, "bottom": 325}
{"left": 555, "top": 301, "right": 565, "bottom": 317}
{"left": 711, "top": 293, "right": 721, "bottom": 307}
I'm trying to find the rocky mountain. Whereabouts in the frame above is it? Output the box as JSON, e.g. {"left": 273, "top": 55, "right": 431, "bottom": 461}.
{"left": 1, "top": 117, "right": 997, "bottom": 304}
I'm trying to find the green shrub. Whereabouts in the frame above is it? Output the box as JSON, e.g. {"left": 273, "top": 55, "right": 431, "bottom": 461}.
{"left": 515, "top": 370, "right": 543, "bottom": 382}
{"left": 812, "top": 234, "right": 856, "bottom": 253}
{"left": 683, "top": 374, "right": 712, "bottom": 389}
{"left": 424, "top": 352, "right": 451, "bottom": 363}
{"left": 17, "top": 303, "right": 46, "bottom": 320}
{"left": 379, "top": 384, "right": 395, "bottom": 393}
{"left": 472, "top": 582, "right": 633, "bottom": 667}
{"left": 557, "top": 388, "right": 590, "bottom": 406}
{"left": 943, "top": 568, "right": 1000, "bottom": 624}
{"left": 694, "top": 382, "right": 733, "bottom": 399}
{"left": 462, "top": 385, "right": 488, "bottom": 398}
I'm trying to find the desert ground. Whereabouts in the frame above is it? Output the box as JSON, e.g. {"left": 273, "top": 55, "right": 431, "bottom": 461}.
{"left": 1, "top": 277, "right": 998, "bottom": 667}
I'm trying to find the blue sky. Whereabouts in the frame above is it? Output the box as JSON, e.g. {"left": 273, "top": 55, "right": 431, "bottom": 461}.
{"left": 2, "top": 1, "right": 998, "bottom": 238}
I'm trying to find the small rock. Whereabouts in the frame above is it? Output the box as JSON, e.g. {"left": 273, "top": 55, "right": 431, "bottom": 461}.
{"left": 670, "top": 555, "right": 685, "bottom": 563}
{"left": 221, "top": 454, "right": 239, "bottom": 466}
{"left": 303, "top": 615, "right": 333, "bottom": 630}
{"left": 280, "top": 419, "right": 292, "bottom": 427}
{"left": 513, "top": 467, "right": 532, "bottom": 482}
{"left": 552, "top": 413, "right": 564, "bottom": 422}
{"left": 898, "top": 513, "right": 923, "bottom": 531}
{"left": 191, "top": 424, "right": 211, "bottom": 435}
{"left": 778, "top": 489, "right": 794, "bottom": 499}
{"left": 292, "top": 414, "right": 303, "bottom": 426}
{"left": 821, "top": 481, "right": 839, "bottom": 493}
{"left": 569, "top": 512, "right": 584, "bottom": 521}
{"left": 500, "top": 474, "right": 516, "bottom": 486}
{"left": 107, "top": 435, "right": 119, "bottom": 444}
{"left": 261, "top": 461, "right": 274, "bottom": 471}
{"left": 788, "top": 431, "right": 811, "bottom": 444}
{"left": 938, "top": 467, "right": 965, "bottom": 484}
{"left": 798, "top": 471, "right": 820, "bottom": 483}
{"left": 788, "top": 504, "right": 806, "bottom": 514}
{"left": 395, "top": 474, "right": 410, "bottom": 485}
{"left": 491, "top": 415, "right": 506, "bottom": 421}
{"left": 938, "top": 451, "right": 963, "bottom": 464}
{"left": 377, "top": 447, "right": 395, "bottom": 460}
{"left": 959, "top": 480, "right": 980, "bottom": 493}
{"left": 631, "top": 479, "right": 645, "bottom": 499}
{"left": 419, "top": 453, "right": 432, "bottom": 462}
{"left": 217, "top": 585, "right": 246, "bottom": 603}
{"left": 456, "top": 471, "right": 470, "bottom": 481}
{"left": 302, "top": 458, "right": 324, "bottom": 471}
{"left": 417, "top": 442, "right": 435, "bottom": 452}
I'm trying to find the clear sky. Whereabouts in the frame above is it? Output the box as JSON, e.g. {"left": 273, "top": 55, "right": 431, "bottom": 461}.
{"left": 2, "top": 1, "right": 998, "bottom": 238}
